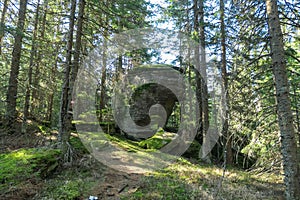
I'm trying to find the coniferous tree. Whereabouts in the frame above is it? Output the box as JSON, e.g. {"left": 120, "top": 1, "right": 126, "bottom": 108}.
{"left": 0, "top": 0, "right": 8, "bottom": 55}
{"left": 22, "top": 0, "right": 41, "bottom": 133}
{"left": 265, "top": 0, "right": 300, "bottom": 199}
{"left": 59, "top": 0, "right": 77, "bottom": 160}
{"left": 220, "top": 0, "right": 233, "bottom": 165}
{"left": 6, "top": 0, "right": 28, "bottom": 132}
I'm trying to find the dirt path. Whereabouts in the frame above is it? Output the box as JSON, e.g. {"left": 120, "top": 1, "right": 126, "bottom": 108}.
{"left": 89, "top": 168, "right": 142, "bottom": 200}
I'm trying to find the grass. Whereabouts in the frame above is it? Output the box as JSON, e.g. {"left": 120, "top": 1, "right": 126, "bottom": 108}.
{"left": 34, "top": 165, "right": 99, "bottom": 200}
{"left": 138, "top": 128, "right": 173, "bottom": 149}
{"left": 105, "top": 134, "right": 142, "bottom": 153}
{"left": 0, "top": 127, "right": 285, "bottom": 200}
{"left": 106, "top": 128, "right": 176, "bottom": 152}
{"left": 121, "top": 158, "right": 284, "bottom": 200}
{"left": 0, "top": 142, "right": 99, "bottom": 200}
{"left": 69, "top": 131, "right": 284, "bottom": 199}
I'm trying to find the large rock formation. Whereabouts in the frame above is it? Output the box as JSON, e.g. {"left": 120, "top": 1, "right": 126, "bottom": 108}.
{"left": 113, "top": 65, "right": 184, "bottom": 140}
{"left": 129, "top": 82, "right": 177, "bottom": 127}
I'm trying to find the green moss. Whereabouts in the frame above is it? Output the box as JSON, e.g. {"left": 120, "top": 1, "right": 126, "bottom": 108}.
{"left": 42, "top": 179, "right": 83, "bottom": 200}
{"left": 103, "top": 128, "right": 175, "bottom": 152}
{"left": 106, "top": 134, "right": 141, "bottom": 152}
{"left": 69, "top": 136, "right": 89, "bottom": 154}
{"left": 138, "top": 128, "right": 173, "bottom": 149}
{"left": 121, "top": 161, "right": 202, "bottom": 199}
{"left": 121, "top": 156, "right": 283, "bottom": 200}
{"left": 0, "top": 148, "right": 60, "bottom": 192}
{"left": 36, "top": 164, "right": 99, "bottom": 200}
{"left": 122, "top": 159, "right": 207, "bottom": 199}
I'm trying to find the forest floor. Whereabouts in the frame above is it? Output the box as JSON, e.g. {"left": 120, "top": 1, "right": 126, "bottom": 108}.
{"left": 0, "top": 121, "right": 285, "bottom": 200}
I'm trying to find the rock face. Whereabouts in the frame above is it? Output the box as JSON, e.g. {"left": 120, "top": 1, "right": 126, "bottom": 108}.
{"left": 113, "top": 65, "right": 184, "bottom": 140}
{"left": 129, "top": 83, "right": 177, "bottom": 127}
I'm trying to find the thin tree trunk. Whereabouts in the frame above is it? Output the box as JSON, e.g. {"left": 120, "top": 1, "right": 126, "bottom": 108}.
{"left": 99, "top": 29, "right": 108, "bottom": 122}
{"left": 22, "top": 0, "right": 41, "bottom": 133}
{"left": 6, "top": 0, "right": 28, "bottom": 132}
{"left": 59, "top": 0, "right": 76, "bottom": 160}
{"left": 31, "top": 0, "right": 48, "bottom": 117}
{"left": 97, "top": 7, "right": 108, "bottom": 122}
{"left": 68, "top": 0, "right": 85, "bottom": 123}
{"left": 44, "top": 0, "right": 58, "bottom": 124}
{"left": 0, "top": 0, "right": 8, "bottom": 55}
{"left": 47, "top": 92, "right": 54, "bottom": 123}
{"left": 220, "top": 0, "right": 233, "bottom": 165}
{"left": 70, "top": 0, "right": 85, "bottom": 92}
{"left": 265, "top": 0, "right": 300, "bottom": 199}
{"left": 293, "top": 85, "right": 300, "bottom": 144}
{"left": 197, "top": 0, "right": 211, "bottom": 163}
{"left": 47, "top": 44, "right": 59, "bottom": 123}
{"left": 192, "top": 0, "right": 203, "bottom": 140}
{"left": 59, "top": 0, "right": 85, "bottom": 162}
{"left": 68, "top": 0, "right": 85, "bottom": 125}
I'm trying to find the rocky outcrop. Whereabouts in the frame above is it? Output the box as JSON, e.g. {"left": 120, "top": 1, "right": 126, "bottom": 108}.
{"left": 113, "top": 65, "right": 184, "bottom": 140}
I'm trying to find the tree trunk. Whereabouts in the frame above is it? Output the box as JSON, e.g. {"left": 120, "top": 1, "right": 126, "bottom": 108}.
{"left": 265, "top": 0, "right": 300, "bottom": 199}
{"left": 6, "top": 0, "right": 28, "bottom": 132}
{"left": 31, "top": 0, "right": 48, "bottom": 117}
{"left": 196, "top": 0, "right": 211, "bottom": 163}
{"left": 192, "top": 0, "right": 202, "bottom": 139}
{"left": 0, "top": 0, "right": 8, "bottom": 55}
{"left": 220, "top": 0, "right": 233, "bottom": 165}
{"left": 59, "top": 0, "right": 85, "bottom": 162}
{"left": 98, "top": 10, "right": 108, "bottom": 122}
{"left": 47, "top": 42, "right": 59, "bottom": 124}
{"left": 70, "top": 0, "right": 85, "bottom": 93}
{"left": 59, "top": 0, "right": 76, "bottom": 160}
{"left": 22, "top": 0, "right": 41, "bottom": 133}
{"left": 293, "top": 85, "right": 300, "bottom": 145}
{"left": 99, "top": 32, "right": 107, "bottom": 122}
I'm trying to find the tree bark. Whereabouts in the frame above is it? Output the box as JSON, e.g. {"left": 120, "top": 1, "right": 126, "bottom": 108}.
{"left": 293, "top": 85, "right": 300, "bottom": 145}
{"left": 0, "top": 0, "right": 8, "bottom": 55}
{"left": 265, "top": 0, "right": 300, "bottom": 199}
{"left": 196, "top": 0, "right": 211, "bottom": 163}
{"left": 22, "top": 0, "right": 41, "bottom": 133}
{"left": 70, "top": 0, "right": 85, "bottom": 92}
{"left": 220, "top": 0, "right": 233, "bottom": 165}
{"left": 97, "top": 9, "right": 108, "bottom": 122}
{"left": 192, "top": 0, "right": 202, "bottom": 137}
{"left": 59, "top": 0, "right": 76, "bottom": 160}
{"left": 69, "top": 0, "right": 85, "bottom": 104}
{"left": 59, "top": 0, "right": 85, "bottom": 161}
{"left": 99, "top": 31, "right": 108, "bottom": 122}
{"left": 6, "top": 0, "right": 28, "bottom": 132}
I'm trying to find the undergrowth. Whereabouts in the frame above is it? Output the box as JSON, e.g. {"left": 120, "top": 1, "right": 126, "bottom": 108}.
{"left": 0, "top": 129, "right": 285, "bottom": 200}
{"left": 0, "top": 148, "right": 60, "bottom": 195}
{"left": 33, "top": 166, "right": 99, "bottom": 200}
{"left": 121, "top": 158, "right": 284, "bottom": 200}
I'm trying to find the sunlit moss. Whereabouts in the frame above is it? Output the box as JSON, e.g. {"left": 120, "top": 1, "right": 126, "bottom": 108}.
{"left": 0, "top": 148, "right": 60, "bottom": 192}
{"left": 138, "top": 128, "right": 174, "bottom": 149}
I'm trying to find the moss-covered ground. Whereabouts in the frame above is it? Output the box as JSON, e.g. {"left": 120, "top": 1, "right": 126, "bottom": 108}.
{"left": 0, "top": 123, "right": 284, "bottom": 200}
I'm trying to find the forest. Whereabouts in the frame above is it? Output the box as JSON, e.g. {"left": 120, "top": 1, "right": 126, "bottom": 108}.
{"left": 0, "top": 0, "right": 299, "bottom": 199}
